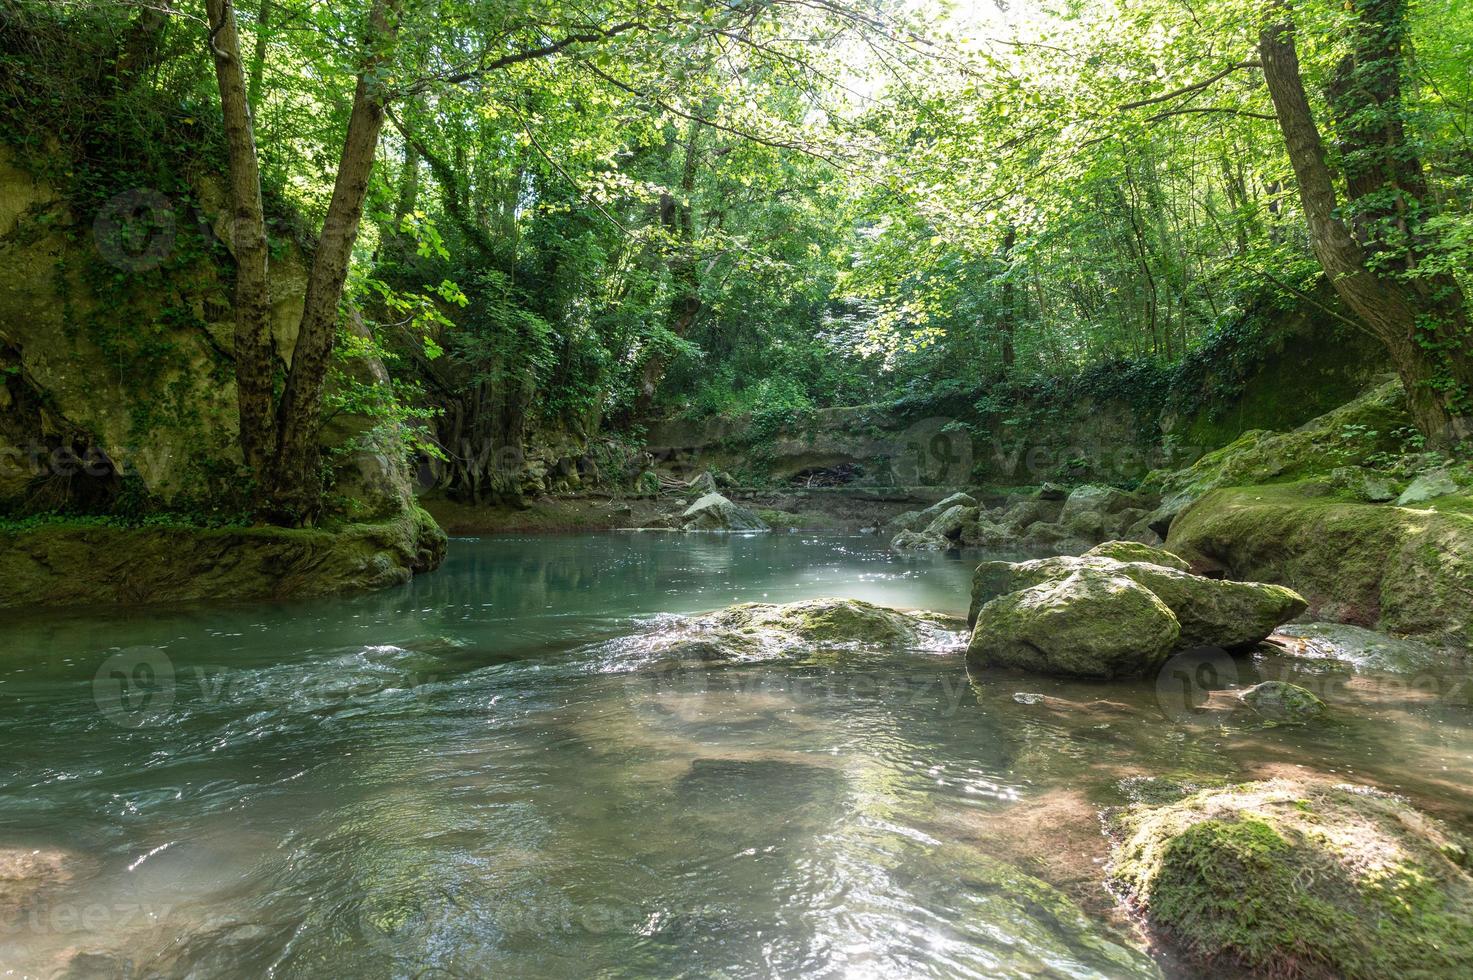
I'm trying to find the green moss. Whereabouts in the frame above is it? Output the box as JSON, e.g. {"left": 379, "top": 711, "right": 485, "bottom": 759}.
{"left": 1109, "top": 780, "right": 1473, "bottom": 978}
{"left": 1167, "top": 483, "right": 1473, "bottom": 645}
{"left": 0, "top": 506, "right": 446, "bottom": 610}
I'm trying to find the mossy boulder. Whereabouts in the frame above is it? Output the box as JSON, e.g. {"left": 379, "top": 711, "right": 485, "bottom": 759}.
{"left": 1084, "top": 540, "right": 1191, "bottom": 571}
{"left": 1060, "top": 484, "right": 1148, "bottom": 521}
{"left": 1167, "top": 483, "right": 1473, "bottom": 647}
{"left": 1236, "top": 680, "right": 1326, "bottom": 722}
{"left": 969, "top": 554, "right": 1307, "bottom": 649}
{"left": 969, "top": 567, "right": 1181, "bottom": 679}
{"left": 0, "top": 505, "right": 446, "bottom": 609}
{"left": 915, "top": 491, "right": 978, "bottom": 525}
{"left": 1108, "top": 780, "right": 1473, "bottom": 978}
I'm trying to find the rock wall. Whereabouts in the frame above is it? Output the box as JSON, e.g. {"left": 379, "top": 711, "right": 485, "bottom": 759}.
{"left": 0, "top": 148, "right": 412, "bottom": 521}
{"left": 646, "top": 299, "right": 1382, "bottom": 490}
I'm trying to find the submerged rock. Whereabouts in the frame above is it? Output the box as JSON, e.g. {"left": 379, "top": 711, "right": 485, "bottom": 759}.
{"left": 1083, "top": 540, "right": 1191, "bottom": 571}
{"left": 913, "top": 843, "right": 1163, "bottom": 978}
{"left": 969, "top": 567, "right": 1180, "bottom": 679}
{"left": 680, "top": 492, "right": 769, "bottom": 531}
{"left": 1108, "top": 779, "right": 1473, "bottom": 978}
{"left": 598, "top": 598, "right": 965, "bottom": 670}
{"left": 1272, "top": 622, "right": 1443, "bottom": 673}
{"left": 1236, "top": 680, "right": 1326, "bottom": 722}
{"left": 0, "top": 846, "right": 78, "bottom": 927}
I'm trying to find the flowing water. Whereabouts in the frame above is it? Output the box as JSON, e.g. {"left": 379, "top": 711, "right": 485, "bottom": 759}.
{"left": 2, "top": 533, "right": 1472, "bottom": 978}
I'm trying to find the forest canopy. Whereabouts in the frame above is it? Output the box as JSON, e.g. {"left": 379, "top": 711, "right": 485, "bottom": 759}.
{"left": 1, "top": 0, "right": 1469, "bottom": 517}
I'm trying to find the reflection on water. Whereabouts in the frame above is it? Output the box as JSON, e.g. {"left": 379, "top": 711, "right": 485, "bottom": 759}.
{"left": 0, "top": 533, "right": 1471, "bottom": 978}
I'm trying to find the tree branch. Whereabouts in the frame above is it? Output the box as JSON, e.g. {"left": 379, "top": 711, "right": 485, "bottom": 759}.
{"left": 1119, "top": 61, "right": 1261, "bottom": 112}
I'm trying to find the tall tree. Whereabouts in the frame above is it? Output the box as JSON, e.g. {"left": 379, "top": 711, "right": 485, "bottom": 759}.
{"left": 1260, "top": 0, "right": 1472, "bottom": 445}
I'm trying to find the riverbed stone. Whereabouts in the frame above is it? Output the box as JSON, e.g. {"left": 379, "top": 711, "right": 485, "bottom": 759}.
{"left": 891, "top": 529, "right": 951, "bottom": 552}
{"left": 612, "top": 598, "right": 966, "bottom": 670}
{"left": 997, "top": 497, "right": 1065, "bottom": 531}
{"left": 1108, "top": 779, "right": 1473, "bottom": 978}
{"left": 681, "top": 492, "right": 769, "bottom": 531}
{"left": 969, "top": 567, "right": 1181, "bottom": 679}
{"left": 923, "top": 503, "right": 976, "bottom": 539}
{"left": 1236, "top": 681, "right": 1326, "bottom": 722}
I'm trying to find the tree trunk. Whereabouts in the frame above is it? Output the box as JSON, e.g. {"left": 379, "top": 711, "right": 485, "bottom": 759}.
{"left": 634, "top": 119, "right": 704, "bottom": 418}
{"left": 998, "top": 225, "right": 1017, "bottom": 372}
{"left": 267, "top": 0, "right": 403, "bottom": 522}
{"left": 204, "top": 0, "right": 276, "bottom": 487}
{"left": 246, "top": 0, "right": 271, "bottom": 111}
{"left": 1259, "top": 11, "right": 1473, "bottom": 445}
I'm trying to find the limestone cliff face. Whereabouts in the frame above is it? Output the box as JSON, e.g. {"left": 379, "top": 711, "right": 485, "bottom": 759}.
{"left": 0, "top": 148, "right": 411, "bottom": 520}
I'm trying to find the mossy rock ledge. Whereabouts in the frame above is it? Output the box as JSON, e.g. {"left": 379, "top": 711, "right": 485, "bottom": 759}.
{"left": 1108, "top": 779, "right": 1473, "bottom": 978}
{"left": 0, "top": 506, "right": 447, "bottom": 609}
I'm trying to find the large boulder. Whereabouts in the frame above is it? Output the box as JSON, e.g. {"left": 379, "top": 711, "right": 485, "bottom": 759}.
{"left": 1396, "top": 468, "right": 1460, "bottom": 506}
{"left": 1108, "top": 780, "right": 1473, "bottom": 978}
{"left": 1059, "top": 485, "right": 1147, "bottom": 522}
{"left": 969, "top": 567, "right": 1181, "bottom": 679}
{"left": 681, "top": 492, "right": 769, "bottom": 531}
{"left": 1167, "top": 483, "right": 1473, "bottom": 647}
{"left": 915, "top": 491, "right": 978, "bottom": 526}
{"left": 967, "top": 555, "right": 1306, "bottom": 650}
{"left": 997, "top": 497, "right": 1065, "bottom": 532}
{"left": 924, "top": 503, "right": 977, "bottom": 539}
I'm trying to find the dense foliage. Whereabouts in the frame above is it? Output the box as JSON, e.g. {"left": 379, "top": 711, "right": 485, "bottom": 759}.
{"left": 2, "top": 0, "right": 1469, "bottom": 514}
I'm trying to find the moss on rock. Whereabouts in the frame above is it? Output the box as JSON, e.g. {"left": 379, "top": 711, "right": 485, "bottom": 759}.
{"left": 1236, "top": 681, "right": 1326, "bottom": 723}
{"left": 969, "top": 554, "right": 1306, "bottom": 650}
{"left": 969, "top": 567, "right": 1181, "bottom": 679}
{"left": 1083, "top": 540, "right": 1191, "bottom": 571}
{"left": 1108, "top": 779, "right": 1473, "bottom": 978}
{"left": 1167, "top": 484, "right": 1473, "bottom": 647}
{"left": 0, "top": 504, "right": 446, "bottom": 609}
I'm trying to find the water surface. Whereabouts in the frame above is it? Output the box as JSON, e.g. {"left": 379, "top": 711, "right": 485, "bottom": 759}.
{"left": 2, "top": 533, "right": 1472, "bottom": 978}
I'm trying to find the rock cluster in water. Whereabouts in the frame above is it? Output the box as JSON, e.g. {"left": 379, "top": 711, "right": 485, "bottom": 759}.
{"left": 889, "top": 484, "right": 1171, "bottom": 555}
{"left": 965, "top": 542, "right": 1307, "bottom": 679}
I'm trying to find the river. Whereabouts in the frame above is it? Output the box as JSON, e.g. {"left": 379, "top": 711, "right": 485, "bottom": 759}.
{"left": 2, "top": 533, "right": 1471, "bottom": 977}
